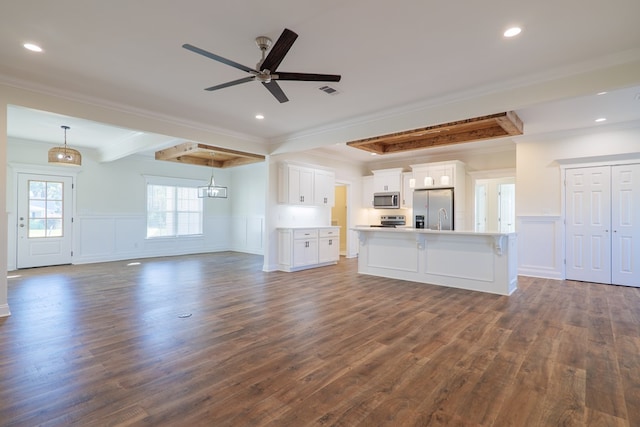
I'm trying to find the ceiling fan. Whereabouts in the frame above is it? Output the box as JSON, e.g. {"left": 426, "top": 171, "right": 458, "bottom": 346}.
{"left": 183, "top": 28, "right": 341, "bottom": 103}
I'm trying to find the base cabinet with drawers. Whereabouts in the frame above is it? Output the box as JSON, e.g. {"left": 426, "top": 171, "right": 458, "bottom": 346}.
{"left": 277, "top": 227, "right": 340, "bottom": 272}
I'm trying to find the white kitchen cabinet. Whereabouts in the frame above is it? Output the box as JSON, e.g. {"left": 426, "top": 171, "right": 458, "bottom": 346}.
{"left": 278, "top": 163, "right": 335, "bottom": 206}
{"left": 292, "top": 232, "right": 318, "bottom": 268}
{"left": 411, "top": 162, "right": 458, "bottom": 188}
{"left": 402, "top": 172, "right": 414, "bottom": 208}
{"left": 314, "top": 169, "right": 335, "bottom": 206}
{"left": 277, "top": 227, "right": 340, "bottom": 272}
{"left": 318, "top": 228, "right": 340, "bottom": 263}
{"left": 362, "top": 175, "right": 374, "bottom": 208}
{"left": 372, "top": 168, "right": 403, "bottom": 193}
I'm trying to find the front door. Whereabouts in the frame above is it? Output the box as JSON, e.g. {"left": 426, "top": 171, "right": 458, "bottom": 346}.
{"left": 16, "top": 173, "right": 74, "bottom": 268}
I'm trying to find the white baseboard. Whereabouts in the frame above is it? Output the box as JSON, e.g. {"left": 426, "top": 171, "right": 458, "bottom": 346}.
{"left": 0, "top": 304, "right": 11, "bottom": 317}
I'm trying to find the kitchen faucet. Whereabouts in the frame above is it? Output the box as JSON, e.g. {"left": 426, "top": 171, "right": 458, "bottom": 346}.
{"left": 438, "top": 208, "right": 448, "bottom": 231}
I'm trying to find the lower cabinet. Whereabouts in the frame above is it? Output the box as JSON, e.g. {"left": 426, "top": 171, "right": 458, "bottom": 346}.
{"left": 278, "top": 227, "right": 340, "bottom": 272}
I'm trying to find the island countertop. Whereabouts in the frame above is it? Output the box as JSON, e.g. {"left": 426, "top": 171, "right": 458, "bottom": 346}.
{"left": 352, "top": 226, "right": 515, "bottom": 237}
{"left": 352, "top": 226, "right": 517, "bottom": 295}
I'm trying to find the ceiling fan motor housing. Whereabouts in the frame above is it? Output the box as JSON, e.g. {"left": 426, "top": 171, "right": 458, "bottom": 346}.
{"left": 255, "top": 36, "right": 272, "bottom": 51}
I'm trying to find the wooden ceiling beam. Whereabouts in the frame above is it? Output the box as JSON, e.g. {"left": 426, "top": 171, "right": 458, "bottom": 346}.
{"left": 155, "top": 142, "right": 265, "bottom": 168}
{"left": 346, "top": 111, "right": 523, "bottom": 155}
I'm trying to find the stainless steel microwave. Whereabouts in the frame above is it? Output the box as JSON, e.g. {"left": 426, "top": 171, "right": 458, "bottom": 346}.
{"left": 373, "top": 192, "right": 400, "bottom": 209}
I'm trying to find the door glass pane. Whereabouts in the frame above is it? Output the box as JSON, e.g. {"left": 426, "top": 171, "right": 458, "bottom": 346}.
{"left": 29, "top": 219, "right": 46, "bottom": 237}
{"left": 29, "top": 200, "right": 46, "bottom": 219}
{"left": 28, "top": 179, "right": 64, "bottom": 238}
{"left": 47, "top": 201, "right": 63, "bottom": 218}
{"left": 46, "top": 219, "right": 63, "bottom": 237}
{"left": 47, "top": 182, "right": 63, "bottom": 199}
{"left": 29, "top": 181, "right": 46, "bottom": 199}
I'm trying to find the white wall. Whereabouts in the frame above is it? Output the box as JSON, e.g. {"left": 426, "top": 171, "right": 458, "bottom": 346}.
{"left": 6, "top": 137, "right": 266, "bottom": 270}
{"left": 516, "top": 123, "right": 640, "bottom": 279}
{"left": 0, "top": 102, "right": 9, "bottom": 316}
{"left": 229, "top": 162, "right": 267, "bottom": 255}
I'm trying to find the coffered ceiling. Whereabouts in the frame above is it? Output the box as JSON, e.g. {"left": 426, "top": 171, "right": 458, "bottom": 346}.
{"left": 2, "top": 1, "right": 640, "bottom": 164}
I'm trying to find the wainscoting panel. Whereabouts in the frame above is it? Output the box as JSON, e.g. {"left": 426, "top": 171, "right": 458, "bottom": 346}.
{"left": 517, "top": 216, "right": 564, "bottom": 279}
{"left": 74, "top": 214, "right": 237, "bottom": 265}
{"left": 230, "top": 216, "right": 264, "bottom": 255}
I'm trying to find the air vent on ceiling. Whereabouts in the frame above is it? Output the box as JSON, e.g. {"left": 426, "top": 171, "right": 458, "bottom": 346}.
{"left": 319, "top": 85, "right": 340, "bottom": 95}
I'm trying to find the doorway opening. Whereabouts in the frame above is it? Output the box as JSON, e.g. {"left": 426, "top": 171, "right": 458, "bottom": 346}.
{"left": 331, "top": 184, "right": 348, "bottom": 256}
{"left": 474, "top": 177, "right": 515, "bottom": 233}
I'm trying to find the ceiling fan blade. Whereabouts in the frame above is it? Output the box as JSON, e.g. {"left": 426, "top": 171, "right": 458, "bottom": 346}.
{"left": 276, "top": 72, "right": 342, "bottom": 82}
{"left": 262, "top": 81, "right": 289, "bottom": 103}
{"left": 205, "top": 76, "right": 255, "bottom": 91}
{"left": 183, "top": 43, "right": 257, "bottom": 74}
{"left": 260, "top": 28, "right": 298, "bottom": 72}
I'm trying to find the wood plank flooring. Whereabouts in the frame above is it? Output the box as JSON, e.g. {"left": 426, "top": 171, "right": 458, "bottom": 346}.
{"left": 1, "top": 252, "right": 639, "bottom": 426}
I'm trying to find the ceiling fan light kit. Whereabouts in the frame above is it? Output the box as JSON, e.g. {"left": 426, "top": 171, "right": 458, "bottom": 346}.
{"left": 183, "top": 28, "right": 341, "bottom": 103}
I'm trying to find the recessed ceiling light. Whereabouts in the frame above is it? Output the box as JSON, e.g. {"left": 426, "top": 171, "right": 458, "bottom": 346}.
{"left": 23, "top": 43, "right": 43, "bottom": 52}
{"left": 127, "top": 262, "right": 141, "bottom": 266}
{"left": 597, "top": 91, "right": 608, "bottom": 96}
{"left": 595, "top": 118, "right": 607, "bottom": 123}
{"left": 503, "top": 27, "right": 522, "bottom": 38}
{"left": 255, "top": 114, "right": 264, "bottom": 120}
{"left": 370, "top": 153, "right": 377, "bottom": 156}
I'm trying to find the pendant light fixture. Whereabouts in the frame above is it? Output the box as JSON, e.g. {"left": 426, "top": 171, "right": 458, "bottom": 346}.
{"left": 198, "top": 154, "right": 227, "bottom": 198}
{"left": 48, "top": 125, "right": 82, "bottom": 166}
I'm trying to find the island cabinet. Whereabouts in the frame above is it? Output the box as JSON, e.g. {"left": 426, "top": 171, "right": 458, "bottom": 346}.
{"left": 277, "top": 227, "right": 340, "bottom": 272}
{"left": 278, "top": 163, "right": 335, "bottom": 207}
{"left": 353, "top": 227, "right": 517, "bottom": 296}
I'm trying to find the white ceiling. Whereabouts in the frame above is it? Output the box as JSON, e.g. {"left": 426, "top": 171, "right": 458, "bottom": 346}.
{"left": 2, "top": 1, "right": 640, "bottom": 164}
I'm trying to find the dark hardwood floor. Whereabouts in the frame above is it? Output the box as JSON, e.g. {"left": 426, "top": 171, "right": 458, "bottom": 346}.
{"left": 1, "top": 252, "right": 639, "bottom": 426}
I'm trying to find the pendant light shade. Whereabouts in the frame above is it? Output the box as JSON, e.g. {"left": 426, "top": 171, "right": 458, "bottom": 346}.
{"left": 48, "top": 125, "right": 82, "bottom": 166}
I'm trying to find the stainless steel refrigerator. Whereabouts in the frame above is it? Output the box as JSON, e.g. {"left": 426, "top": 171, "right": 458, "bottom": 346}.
{"left": 413, "top": 187, "right": 454, "bottom": 230}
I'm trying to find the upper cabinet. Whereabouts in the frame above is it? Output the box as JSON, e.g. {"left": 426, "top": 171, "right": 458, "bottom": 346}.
{"left": 362, "top": 175, "right": 374, "bottom": 208}
{"left": 314, "top": 169, "right": 336, "bottom": 206}
{"left": 372, "top": 168, "right": 403, "bottom": 193}
{"left": 410, "top": 161, "right": 465, "bottom": 188}
{"left": 278, "top": 162, "right": 335, "bottom": 207}
{"left": 402, "top": 172, "right": 414, "bottom": 208}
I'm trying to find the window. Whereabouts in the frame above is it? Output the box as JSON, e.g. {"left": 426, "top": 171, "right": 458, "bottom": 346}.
{"left": 147, "top": 184, "right": 203, "bottom": 238}
{"left": 28, "top": 179, "right": 64, "bottom": 238}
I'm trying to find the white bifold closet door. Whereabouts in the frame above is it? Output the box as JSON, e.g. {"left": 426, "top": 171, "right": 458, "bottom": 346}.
{"left": 565, "top": 164, "right": 640, "bottom": 287}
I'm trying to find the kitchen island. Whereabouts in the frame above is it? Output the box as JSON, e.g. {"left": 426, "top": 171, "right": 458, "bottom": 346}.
{"left": 353, "top": 227, "right": 517, "bottom": 295}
